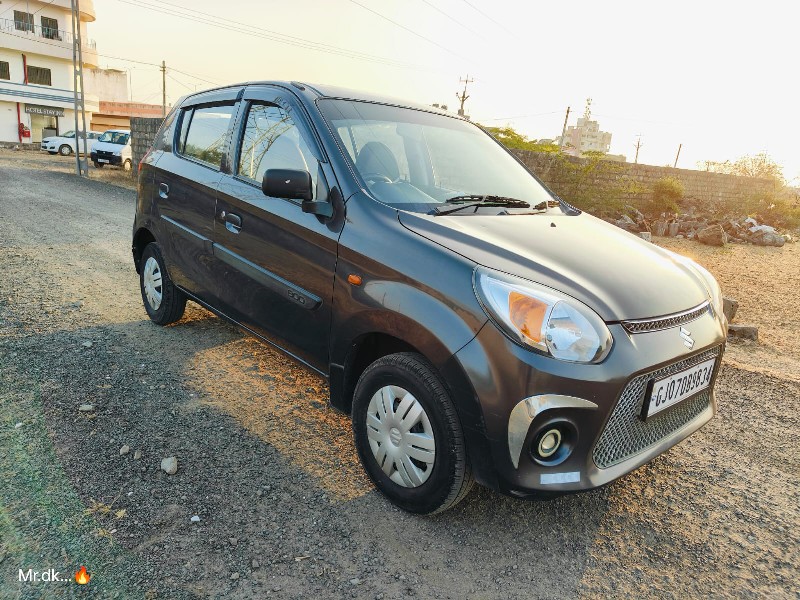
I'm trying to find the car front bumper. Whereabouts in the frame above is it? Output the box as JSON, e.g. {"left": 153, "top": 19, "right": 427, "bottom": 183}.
{"left": 453, "top": 305, "right": 727, "bottom": 496}
{"left": 90, "top": 151, "right": 122, "bottom": 165}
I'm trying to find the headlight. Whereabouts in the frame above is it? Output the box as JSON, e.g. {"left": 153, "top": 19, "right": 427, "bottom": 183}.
{"left": 474, "top": 268, "right": 613, "bottom": 363}
{"left": 113, "top": 150, "right": 121, "bottom": 156}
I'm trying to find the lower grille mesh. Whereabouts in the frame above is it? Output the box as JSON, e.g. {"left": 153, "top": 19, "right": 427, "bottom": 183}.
{"left": 592, "top": 346, "right": 720, "bottom": 469}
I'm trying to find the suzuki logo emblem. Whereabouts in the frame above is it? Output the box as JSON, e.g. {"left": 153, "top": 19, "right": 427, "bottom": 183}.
{"left": 680, "top": 327, "right": 694, "bottom": 349}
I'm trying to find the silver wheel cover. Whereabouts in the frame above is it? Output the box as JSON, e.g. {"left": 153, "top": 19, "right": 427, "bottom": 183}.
{"left": 366, "top": 385, "right": 436, "bottom": 488}
{"left": 142, "top": 256, "right": 163, "bottom": 310}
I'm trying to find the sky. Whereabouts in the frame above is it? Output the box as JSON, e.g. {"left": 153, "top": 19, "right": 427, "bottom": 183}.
{"left": 90, "top": 0, "right": 799, "bottom": 183}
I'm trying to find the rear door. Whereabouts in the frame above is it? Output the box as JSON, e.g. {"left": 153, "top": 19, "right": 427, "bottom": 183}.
{"left": 153, "top": 87, "right": 242, "bottom": 306}
{"left": 212, "top": 85, "right": 342, "bottom": 372}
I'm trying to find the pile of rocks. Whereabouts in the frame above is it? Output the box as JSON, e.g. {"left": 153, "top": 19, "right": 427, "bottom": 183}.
{"left": 613, "top": 209, "right": 794, "bottom": 248}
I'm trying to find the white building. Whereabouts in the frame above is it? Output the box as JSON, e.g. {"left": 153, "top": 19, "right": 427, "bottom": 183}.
{"left": 559, "top": 98, "right": 613, "bottom": 157}
{"left": 0, "top": 0, "right": 99, "bottom": 144}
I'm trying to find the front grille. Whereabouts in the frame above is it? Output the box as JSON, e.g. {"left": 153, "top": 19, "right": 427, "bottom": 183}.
{"left": 592, "top": 346, "right": 720, "bottom": 469}
{"left": 96, "top": 150, "right": 115, "bottom": 158}
{"left": 621, "top": 301, "right": 711, "bottom": 334}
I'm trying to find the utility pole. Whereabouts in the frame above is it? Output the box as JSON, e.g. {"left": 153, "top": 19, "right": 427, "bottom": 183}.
{"left": 69, "top": 0, "right": 88, "bottom": 176}
{"left": 673, "top": 143, "right": 682, "bottom": 168}
{"left": 456, "top": 75, "right": 473, "bottom": 118}
{"left": 75, "top": 0, "right": 88, "bottom": 176}
{"left": 634, "top": 134, "right": 643, "bottom": 164}
{"left": 558, "top": 106, "right": 571, "bottom": 151}
{"left": 161, "top": 60, "right": 166, "bottom": 117}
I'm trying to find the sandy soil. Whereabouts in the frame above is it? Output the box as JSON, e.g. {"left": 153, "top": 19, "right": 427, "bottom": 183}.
{"left": 0, "top": 156, "right": 798, "bottom": 599}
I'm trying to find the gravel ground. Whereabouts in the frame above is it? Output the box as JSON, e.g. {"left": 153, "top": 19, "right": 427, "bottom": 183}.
{"left": 0, "top": 154, "right": 798, "bottom": 599}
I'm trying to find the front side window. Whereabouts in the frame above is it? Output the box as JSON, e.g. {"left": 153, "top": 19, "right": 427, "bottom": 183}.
{"left": 98, "top": 131, "right": 130, "bottom": 145}
{"left": 179, "top": 104, "right": 236, "bottom": 167}
{"left": 319, "top": 99, "right": 554, "bottom": 213}
{"left": 27, "top": 66, "right": 51, "bottom": 86}
{"left": 237, "top": 102, "right": 319, "bottom": 197}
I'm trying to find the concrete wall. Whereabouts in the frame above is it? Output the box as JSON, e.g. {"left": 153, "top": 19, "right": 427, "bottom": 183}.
{"left": 84, "top": 68, "right": 128, "bottom": 103}
{"left": 511, "top": 149, "right": 777, "bottom": 207}
{"left": 130, "top": 116, "right": 162, "bottom": 175}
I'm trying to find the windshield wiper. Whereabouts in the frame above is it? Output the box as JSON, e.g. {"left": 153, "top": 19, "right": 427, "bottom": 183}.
{"left": 433, "top": 195, "right": 531, "bottom": 216}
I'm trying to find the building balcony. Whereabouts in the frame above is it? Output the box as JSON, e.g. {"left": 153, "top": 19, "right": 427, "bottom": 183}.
{"left": 0, "top": 18, "right": 98, "bottom": 67}
{"left": 45, "top": 0, "right": 96, "bottom": 22}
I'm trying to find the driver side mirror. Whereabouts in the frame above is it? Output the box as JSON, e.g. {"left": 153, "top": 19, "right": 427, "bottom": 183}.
{"left": 262, "top": 168, "right": 334, "bottom": 218}
{"left": 262, "top": 168, "right": 313, "bottom": 201}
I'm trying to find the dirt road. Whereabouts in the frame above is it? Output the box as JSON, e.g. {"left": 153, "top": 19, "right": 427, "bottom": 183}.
{"left": 1, "top": 155, "right": 797, "bottom": 599}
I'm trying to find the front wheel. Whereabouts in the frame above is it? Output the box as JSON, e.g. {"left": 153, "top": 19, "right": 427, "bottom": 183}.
{"left": 93, "top": 161, "right": 104, "bottom": 169}
{"left": 139, "top": 242, "right": 186, "bottom": 325}
{"left": 123, "top": 159, "right": 132, "bottom": 171}
{"left": 352, "top": 353, "right": 474, "bottom": 514}
{"left": 58, "top": 145, "right": 72, "bottom": 156}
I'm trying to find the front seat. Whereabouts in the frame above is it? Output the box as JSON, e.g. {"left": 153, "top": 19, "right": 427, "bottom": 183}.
{"left": 356, "top": 141, "right": 399, "bottom": 181}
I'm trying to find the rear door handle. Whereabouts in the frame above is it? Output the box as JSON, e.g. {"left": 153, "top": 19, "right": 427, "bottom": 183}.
{"left": 223, "top": 211, "right": 242, "bottom": 233}
{"left": 158, "top": 183, "right": 169, "bottom": 199}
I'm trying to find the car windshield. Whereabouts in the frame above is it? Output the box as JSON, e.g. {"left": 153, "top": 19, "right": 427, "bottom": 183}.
{"left": 319, "top": 99, "right": 555, "bottom": 214}
{"left": 98, "top": 131, "right": 130, "bottom": 145}
{"left": 61, "top": 131, "right": 75, "bottom": 138}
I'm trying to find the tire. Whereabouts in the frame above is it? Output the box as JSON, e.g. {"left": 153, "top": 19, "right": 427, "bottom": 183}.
{"left": 139, "top": 242, "right": 186, "bottom": 325}
{"left": 93, "top": 161, "right": 104, "bottom": 169}
{"left": 58, "top": 145, "right": 72, "bottom": 156}
{"left": 352, "top": 352, "right": 474, "bottom": 514}
{"left": 123, "top": 159, "right": 132, "bottom": 172}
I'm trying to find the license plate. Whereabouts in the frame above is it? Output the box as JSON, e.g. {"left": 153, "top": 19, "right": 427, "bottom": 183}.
{"left": 642, "top": 357, "right": 716, "bottom": 419}
{"left": 98, "top": 158, "right": 109, "bottom": 163}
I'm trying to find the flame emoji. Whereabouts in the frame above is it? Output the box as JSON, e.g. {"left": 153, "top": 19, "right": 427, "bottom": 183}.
{"left": 74, "top": 566, "right": 91, "bottom": 585}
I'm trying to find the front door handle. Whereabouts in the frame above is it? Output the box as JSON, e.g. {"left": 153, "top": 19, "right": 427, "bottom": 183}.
{"left": 158, "top": 183, "right": 169, "bottom": 199}
{"left": 224, "top": 212, "right": 242, "bottom": 234}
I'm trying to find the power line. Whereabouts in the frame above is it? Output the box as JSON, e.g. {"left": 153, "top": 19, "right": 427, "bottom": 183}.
{"left": 417, "top": 0, "right": 485, "bottom": 39}
{"left": 112, "top": 0, "right": 436, "bottom": 71}
{"left": 346, "top": 0, "right": 469, "bottom": 61}
{"left": 152, "top": 0, "right": 416, "bottom": 66}
{"left": 458, "top": 0, "right": 515, "bottom": 35}
{"left": 481, "top": 110, "right": 562, "bottom": 122}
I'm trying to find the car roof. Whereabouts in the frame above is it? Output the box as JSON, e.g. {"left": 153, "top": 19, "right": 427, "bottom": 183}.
{"left": 102, "top": 129, "right": 130, "bottom": 133}
{"left": 181, "top": 81, "right": 452, "bottom": 117}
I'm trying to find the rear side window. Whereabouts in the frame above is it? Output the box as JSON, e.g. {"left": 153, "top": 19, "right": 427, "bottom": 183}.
{"left": 237, "top": 102, "right": 319, "bottom": 197}
{"left": 178, "top": 104, "right": 236, "bottom": 168}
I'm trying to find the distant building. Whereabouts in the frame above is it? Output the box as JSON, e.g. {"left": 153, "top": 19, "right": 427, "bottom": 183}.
{"left": 558, "top": 98, "right": 613, "bottom": 157}
{"left": 0, "top": 2, "right": 160, "bottom": 145}
{"left": 0, "top": 0, "right": 100, "bottom": 144}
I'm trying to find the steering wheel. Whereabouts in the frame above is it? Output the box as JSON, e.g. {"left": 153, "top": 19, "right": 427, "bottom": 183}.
{"left": 363, "top": 172, "right": 393, "bottom": 184}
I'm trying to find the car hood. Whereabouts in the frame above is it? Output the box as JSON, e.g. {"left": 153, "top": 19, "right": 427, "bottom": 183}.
{"left": 398, "top": 209, "right": 710, "bottom": 321}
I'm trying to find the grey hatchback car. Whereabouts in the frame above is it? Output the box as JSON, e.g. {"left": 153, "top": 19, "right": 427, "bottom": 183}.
{"left": 132, "top": 82, "right": 727, "bottom": 514}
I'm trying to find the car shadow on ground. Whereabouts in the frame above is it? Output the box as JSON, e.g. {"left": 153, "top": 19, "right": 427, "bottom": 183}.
{"left": 7, "top": 307, "right": 611, "bottom": 598}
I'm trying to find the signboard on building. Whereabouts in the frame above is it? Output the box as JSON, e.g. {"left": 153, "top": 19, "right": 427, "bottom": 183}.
{"left": 25, "top": 104, "right": 65, "bottom": 117}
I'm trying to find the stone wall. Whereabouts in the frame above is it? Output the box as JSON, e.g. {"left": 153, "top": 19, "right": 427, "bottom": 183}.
{"left": 130, "top": 117, "right": 163, "bottom": 176}
{"left": 511, "top": 149, "right": 777, "bottom": 208}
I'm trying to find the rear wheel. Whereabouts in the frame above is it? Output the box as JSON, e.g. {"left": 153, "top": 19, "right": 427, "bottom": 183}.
{"left": 58, "top": 145, "right": 72, "bottom": 156}
{"left": 139, "top": 242, "right": 186, "bottom": 325}
{"left": 352, "top": 353, "right": 474, "bottom": 514}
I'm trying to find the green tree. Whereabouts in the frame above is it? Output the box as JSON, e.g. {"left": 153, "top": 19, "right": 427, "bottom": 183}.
{"left": 482, "top": 125, "right": 559, "bottom": 153}
{"left": 699, "top": 152, "right": 785, "bottom": 184}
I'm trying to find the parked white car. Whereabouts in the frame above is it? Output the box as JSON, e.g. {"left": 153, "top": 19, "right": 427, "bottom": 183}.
{"left": 40, "top": 131, "right": 101, "bottom": 156}
{"left": 90, "top": 129, "right": 132, "bottom": 170}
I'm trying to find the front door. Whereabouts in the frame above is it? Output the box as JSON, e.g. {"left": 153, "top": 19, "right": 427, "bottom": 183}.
{"left": 213, "top": 87, "right": 342, "bottom": 372}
